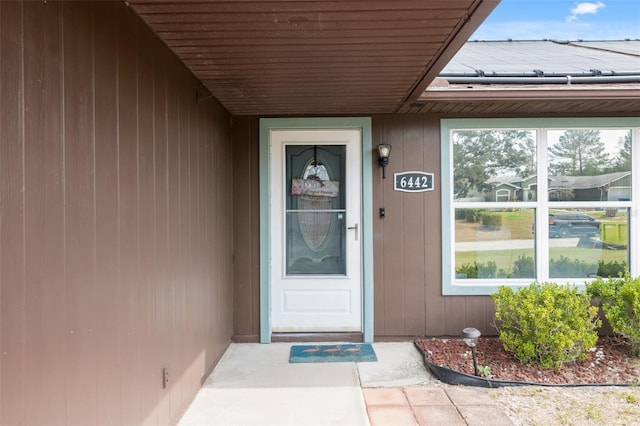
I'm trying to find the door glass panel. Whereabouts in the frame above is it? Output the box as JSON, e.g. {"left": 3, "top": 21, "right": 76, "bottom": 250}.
{"left": 286, "top": 145, "right": 346, "bottom": 275}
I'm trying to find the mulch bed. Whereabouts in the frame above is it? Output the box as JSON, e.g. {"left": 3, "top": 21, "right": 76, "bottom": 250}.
{"left": 415, "top": 336, "right": 640, "bottom": 385}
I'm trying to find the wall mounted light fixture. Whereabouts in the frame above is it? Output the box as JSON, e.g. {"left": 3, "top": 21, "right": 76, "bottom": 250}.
{"left": 376, "top": 144, "right": 392, "bottom": 179}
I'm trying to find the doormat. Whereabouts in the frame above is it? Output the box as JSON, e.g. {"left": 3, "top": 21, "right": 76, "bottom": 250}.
{"left": 289, "top": 344, "right": 377, "bottom": 363}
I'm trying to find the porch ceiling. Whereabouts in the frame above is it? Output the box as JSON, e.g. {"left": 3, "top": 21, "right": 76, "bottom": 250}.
{"left": 127, "top": 0, "right": 499, "bottom": 116}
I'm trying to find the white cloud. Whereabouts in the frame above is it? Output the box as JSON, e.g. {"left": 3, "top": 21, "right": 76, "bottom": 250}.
{"left": 567, "top": 1, "right": 606, "bottom": 23}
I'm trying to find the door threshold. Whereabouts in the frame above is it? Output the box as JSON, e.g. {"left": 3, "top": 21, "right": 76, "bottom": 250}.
{"left": 271, "top": 332, "right": 363, "bottom": 343}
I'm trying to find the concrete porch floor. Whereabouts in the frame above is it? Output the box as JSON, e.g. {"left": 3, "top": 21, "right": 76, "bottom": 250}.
{"left": 177, "top": 342, "right": 514, "bottom": 426}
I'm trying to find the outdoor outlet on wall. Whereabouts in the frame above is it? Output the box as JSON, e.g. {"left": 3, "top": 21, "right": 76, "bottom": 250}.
{"left": 162, "top": 366, "right": 169, "bottom": 389}
{"left": 380, "top": 207, "right": 386, "bottom": 219}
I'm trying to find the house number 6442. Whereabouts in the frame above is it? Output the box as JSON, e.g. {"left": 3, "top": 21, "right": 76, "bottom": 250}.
{"left": 394, "top": 171, "right": 434, "bottom": 193}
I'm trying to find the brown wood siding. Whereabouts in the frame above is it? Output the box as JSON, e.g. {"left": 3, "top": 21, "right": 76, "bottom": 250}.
{"left": 231, "top": 117, "right": 261, "bottom": 340}
{"left": 372, "top": 115, "right": 493, "bottom": 337}
{"left": 231, "top": 114, "right": 495, "bottom": 340}
{"left": 0, "top": 2, "right": 233, "bottom": 425}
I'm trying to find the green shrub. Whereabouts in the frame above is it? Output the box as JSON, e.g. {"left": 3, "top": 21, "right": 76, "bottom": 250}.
{"left": 549, "top": 256, "right": 596, "bottom": 278}
{"left": 492, "top": 282, "right": 601, "bottom": 368}
{"left": 597, "top": 260, "right": 627, "bottom": 278}
{"left": 456, "top": 262, "right": 478, "bottom": 278}
{"left": 457, "top": 257, "right": 622, "bottom": 281}
{"left": 481, "top": 213, "right": 502, "bottom": 229}
{"left": 464, "top": 208, "right": 484, "bottom": 223}
{"left": 478, "top": 261, "right": 498, "bottom": 278}
{"left": 586, "top": 273, "right": 640, "bottom": 356}
{"left": 585, "top": 274, "right": 624, "bottom": 300}
{"left": 546, "top": 257, "right": 626, "bottom": 279}
{"left": 456, "top": 261, "right": 508, "bottom": 278}
{"left": 511, "top": 255, "right": 535, "bottom": 278}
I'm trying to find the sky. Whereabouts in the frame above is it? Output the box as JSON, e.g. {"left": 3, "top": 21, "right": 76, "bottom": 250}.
{"left": 471, "top": 0, "right": 640, "bottom": 41}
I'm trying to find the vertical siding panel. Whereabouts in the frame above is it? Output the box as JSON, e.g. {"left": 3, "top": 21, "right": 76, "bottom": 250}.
{"left": 117, "top": 6, "right": 141, "bottom": 424}
{"left": 93, "top": 2, "right": 121, "bottom": 424}
{"left": 230, "top": 116, "right": 263, "bottom": 340}
{"left": 202, "top": 102, "right": 214, "bottom": 359}
{"left": 166, "top": 60, "right": 184, "bottom": 418}
{"left": 218, "top": 112, "right": 233, "bottom": 348}
{"left": 195, "top": 97, "right": 205, "bottom": 381}
{"left": 154, "top": 47, "right": 171, "bottom": 425}
{"left": 401, "top": 115, "right": 426, "bottom": 335}
{"left": 0, "top": 2, "right": 26, "bottom": 424}
{"left": 381, "top": 116, "right": 406, "bottom": 335}
{"left": 180, "top": 87, "right": 195, "bottom": 400}
{"left": 207, "top": 104, "right": 216, "bottom": 353}
{"left": 422, "top": 118, "right": 447, "bottom": 335}
{"left": 182, "top": 90, "right": 194, "bottom": 395}
{"left": 249, "top": 118, "right": 261, "bottom": 336}
{"left": 191, "top": 92, "right": 205, "bottom": 383}
{"left": 207, "top": 107, "right": 215, "bottom": 348}
{"left": 223, "top": 112, "right": 233, "bottom": 343}
{"left": 213, "top": 106, "right": 222, "bottom": 356}
{"left": 371, "top": 117, "right": 386, "bottom": 336}
{"left": 23, "top": 2, "right": 66, "bottom": 424}
{"left": 206, "top": 112, "right": 216, "bottom": 345}
{"left": 190, "top": 90, "right": 201, "bottom": 393}
{"left": 202, "top": 104, "right": 210, "bottom": 360}
{"left": 193, "top": 100, "right": 204, "bottom": 364}
{"left": 231, "top": 117, "right": 250, "bottom": 336}
{"left": 136, "top": 26, "right": 158, "bottom": 426}
{"left": 462, "top": 297, "right": 492, "bottom": 333}
{"left": 212, "top": 110, "right": 222, "bottom": 350}
{"left": 63, "top": 3, "right": 97, "bottom": 424}
{"left": 445, "top": 298, "right": 469, "bottom": 335}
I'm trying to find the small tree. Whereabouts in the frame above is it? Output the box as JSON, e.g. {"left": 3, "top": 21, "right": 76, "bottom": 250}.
{"left": 611, "top": 131, "right": 632, "bottom": 172}
{"left": 548, "top": 129, "right": 609, "bottom": 176}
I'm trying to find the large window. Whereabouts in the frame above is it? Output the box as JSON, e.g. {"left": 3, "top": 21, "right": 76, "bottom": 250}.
{"left": 442, "top": 118, "right": 639, "bottom": 295}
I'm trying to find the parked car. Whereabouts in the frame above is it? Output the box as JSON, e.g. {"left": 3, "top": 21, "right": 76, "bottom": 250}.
{"left": 548, "top": 213, "right": 600, "bottom": 238}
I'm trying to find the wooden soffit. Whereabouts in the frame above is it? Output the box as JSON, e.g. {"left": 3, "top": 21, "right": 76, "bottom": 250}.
{"left": 413, "top": 84, "right": 640, "bottom": 115}
{"left": 127, "top": 0, "right": 499, "bottom": 116}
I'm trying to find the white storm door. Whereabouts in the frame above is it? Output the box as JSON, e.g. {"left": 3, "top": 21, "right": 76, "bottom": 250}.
{"left": 270, "top": 129, "right": 362, "bottom": 332}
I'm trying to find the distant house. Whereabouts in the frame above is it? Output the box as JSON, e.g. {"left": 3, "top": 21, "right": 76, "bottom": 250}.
{"left": 487, "top": 171, "right": 631, "bottom": 202}
{"left": 549, "top": 172, "right": 631, "bottom": 201}
{"left": 485, "top": 176, "right": 533, "bottom": 202}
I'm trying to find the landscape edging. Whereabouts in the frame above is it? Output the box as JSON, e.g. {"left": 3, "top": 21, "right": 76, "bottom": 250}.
{"left": 414, "top": 340, "right": 635, "bottom": 388}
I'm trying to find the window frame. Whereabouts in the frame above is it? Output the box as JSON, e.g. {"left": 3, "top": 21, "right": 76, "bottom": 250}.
{"left": 441, "top": 118, "right": 640, "bottom": 296}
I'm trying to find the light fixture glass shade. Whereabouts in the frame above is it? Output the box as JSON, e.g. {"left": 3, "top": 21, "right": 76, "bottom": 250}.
{"left": 461, "top": 327, "right": 481, "bottom": 347}
{"left": 377, "top": 144, "right": 391, "bottom": 159}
